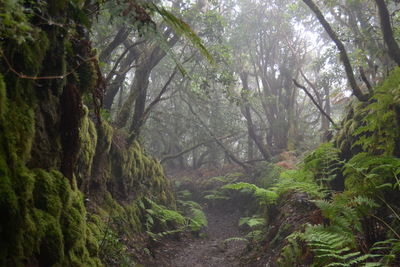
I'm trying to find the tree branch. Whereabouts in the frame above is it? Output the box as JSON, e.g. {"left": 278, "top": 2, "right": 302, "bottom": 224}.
{"left": 359, "top": 66, "right": 373, "bottom": 94}
{"left": 160, "top": 135, "right": 234, "bottom": 163}
{"left": 302, "top": 0, "right": 369, "bottom": 102}
{"left": 293, "top": 79, "right": 337, "bottom": 128}
{"left": 184, "top": 98, "right": 250, "bottom": 170}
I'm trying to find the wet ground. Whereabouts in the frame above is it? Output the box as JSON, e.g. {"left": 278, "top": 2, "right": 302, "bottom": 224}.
{"left": 144, "top": 206, "right": 247, "bottom": 267}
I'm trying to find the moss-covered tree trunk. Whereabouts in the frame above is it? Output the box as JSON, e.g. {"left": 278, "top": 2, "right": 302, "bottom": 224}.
{"left": 0, "top": 1, "right": 176, "bottom": 266}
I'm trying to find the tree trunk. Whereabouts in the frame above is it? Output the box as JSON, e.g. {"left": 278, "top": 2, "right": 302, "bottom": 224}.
{"left": 374, "top": 0, "right": 400, "bottom": 66}
{"left": 240, "top": 72, "right": 271, "bottom": 160}
{"left": 99, "top": 26, "right": 130, "bottom": 63}
{"left": 302, "top": 0, "right": 368, "bottom": 102}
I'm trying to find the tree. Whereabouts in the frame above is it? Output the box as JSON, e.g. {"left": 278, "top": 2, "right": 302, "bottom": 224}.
{"left": 302, "top": 0, "right": 369, "bottom": 102}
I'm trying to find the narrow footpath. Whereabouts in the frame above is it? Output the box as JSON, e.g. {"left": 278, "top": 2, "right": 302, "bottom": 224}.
{"left": 145, "top": 206, "right": 247, "bottom": 267}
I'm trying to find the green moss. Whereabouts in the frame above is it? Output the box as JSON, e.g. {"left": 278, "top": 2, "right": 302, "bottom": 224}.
{"left": 0, "top": 161, "right": 101, "bottom": 266}
{"left": 0, "top": 48, "right": 175, "bottom": 266}
{"left": 17, "top": 31, "right": 49, "bottom": 76}
{"left": 124, "top": 202, "right": 143, "bottom": 233}
{"left": 76, "top": 106, "right": 98, "bottom": 186}
{"left": 78, "top": 60, "right": 97, "bottom": 92}
{"left": 0, "top": 159, "right": 18, "bottom": 262}
{"left": 3, "top": 102, "right": 36, "bottom": 164}
{"left": 33, "top": 169, "right": 63, "bottom": 217}
{"left": 0, "top": 74, "right": 5, "bottom": 118}
{"left": 35, "top": 209, "right": 65, "bottom": 266}
{"left": 102, "top": 121, "right": 113, "bottom": 151}
{"left": 62, "top": 192, "right": 86, "bottom": 249}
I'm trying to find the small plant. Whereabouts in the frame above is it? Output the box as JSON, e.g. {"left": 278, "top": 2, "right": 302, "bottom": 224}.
{"left": 239, "top": 215, "right": 266, "bottom": 228}
{"left": 223, "top": 215, "right": 266, "bottom": 247}
{"left": 99, "top": 221, "right": 136, "bottom": 266}
{"left": 272, "top": 169, "right": 325, "bottom": 199}
{"left": 222, "top": 182, "right": 278, "bottom": 205}
{"left": 143, "top": 197, "right": 186, "bottom": 241}
{"left": 203, "top": 189, "right": 230, "bottom": 201}
{"left": 178, "top": 200, "right": 208, "bottom": 232}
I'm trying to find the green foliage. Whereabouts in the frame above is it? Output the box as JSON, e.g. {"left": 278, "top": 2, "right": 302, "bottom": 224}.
{"left": 223, "top": 216, "right": 265, "bottom": 246}
{"left": 177, "top": 189, "right": 192, "bottom": 200}
{"left": 351, "top": 67, "right": 400, "bottom": 155}
{"left": 222, "top": 182, "right": 278, "bottom": 205}
{"left": 344, "top": 153, "right": 400, "bottom": 195}
{"left": 272, "top": 169, "right": 325, "bottom": 199}
{"left": 301, "top": 225, "right": 379, "bottom": 267}
{"left": 144, "top": 197, "right": 185, "bottom": 229}
{"left": 142, "top": 197, "right": 207, "bottom": 240}
{"left": 239, "top": 215, "right": 266, "bottom": 228}
{"left": 303, "top": 143, "right": 343, "bottom": 186}
{"left": 203, "top": 189, "right": 230, "bottom": 201}
{"left": 178, "top": 200, "right": 208, "bottom": 232}
{"left": 278, "top": 193, "right": 385, "bottom": 266}
{"left": 0, "top": 0, "right": 37, "bottom": 43}
{"left": 98, "top": 225, "right": 136, "bottom": 267}
{"left": 254, "top": 162, "right": 282, "bottom": 189}
{"left": 370, "top": 238, "right": 400, "bottom": 265}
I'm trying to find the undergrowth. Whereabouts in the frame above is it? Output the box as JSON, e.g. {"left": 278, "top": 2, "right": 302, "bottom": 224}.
{"left": 275, "top": 68, "right": 400, "bottom": 267}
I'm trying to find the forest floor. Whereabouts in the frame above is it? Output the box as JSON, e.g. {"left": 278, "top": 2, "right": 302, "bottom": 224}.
{"left": 144, "top": 205, "right": 248, "bottom": 266}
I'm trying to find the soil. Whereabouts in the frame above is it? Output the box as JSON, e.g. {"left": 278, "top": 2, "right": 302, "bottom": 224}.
{"left": 143, "top": 205, "right": 248, "bottom": 267}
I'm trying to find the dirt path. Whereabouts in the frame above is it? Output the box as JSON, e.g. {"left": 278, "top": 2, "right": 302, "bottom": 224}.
{"left": 144, "top": 206, "right": 247, "bottom": 267}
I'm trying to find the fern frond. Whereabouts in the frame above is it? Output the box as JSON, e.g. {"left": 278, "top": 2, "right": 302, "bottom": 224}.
{"left": 222, "top": 182, "right": 278, "bottom": 205}
{"left": 177, "top": 200, "right": 207, "bottom": 232}
{"left": 239, "top": 216, "right": 265, "bottom": 228}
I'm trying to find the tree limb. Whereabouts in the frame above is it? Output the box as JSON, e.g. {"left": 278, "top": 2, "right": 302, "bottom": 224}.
{"left": 184, "top": 98, "right": 250, "bottom": 170}
{"left": 160, "top": 135, "right": 234, "bottom": 163}
{"left": 302, "top": 0, "right": 368, "bottom": 102}
{"left": 359, "top": 66, "right": 373, "bottom": 94}
{"left": 293, "top": 79, "right": 337, "bottom": 128}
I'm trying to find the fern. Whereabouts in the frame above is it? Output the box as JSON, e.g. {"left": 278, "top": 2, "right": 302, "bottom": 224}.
{"left": 222, "top": 182, "right": 278, "bottom": 205}
{"left": 177, "top": 189, "right": 192, "bottom": 200}
{"left": 299, "top": 224, "right": 379, "bottom": 267}
{"left": 349, "top": 67, "right": 400, "bottom": 155}
{"left": 344, "top": 153, "right": 400, "bottom": 195}
{"left": 223, "top": 231, "right": 264, "bottom": 246}
{"left": 143, "top": 197, "right": 185, "bottom": 233}
{"left": 272, "top": 169, "right": 325, "bottom": 198}
{"left": 303, "top": 143, "right": 343, "bottom": 186}
{"left": 239, "top": 215, "right": 266, "bottom": 228}
{"left": 178, "top": 200, "right": 208, "bottom": 232}
{"left": 279, "top": 193, "right": 384, "bottom": 266}
{"left": 369, "top": 238, "right": 400, "bottom": 265}
{"left": 203, "top": 189, "right": 230, "bottom": 201}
